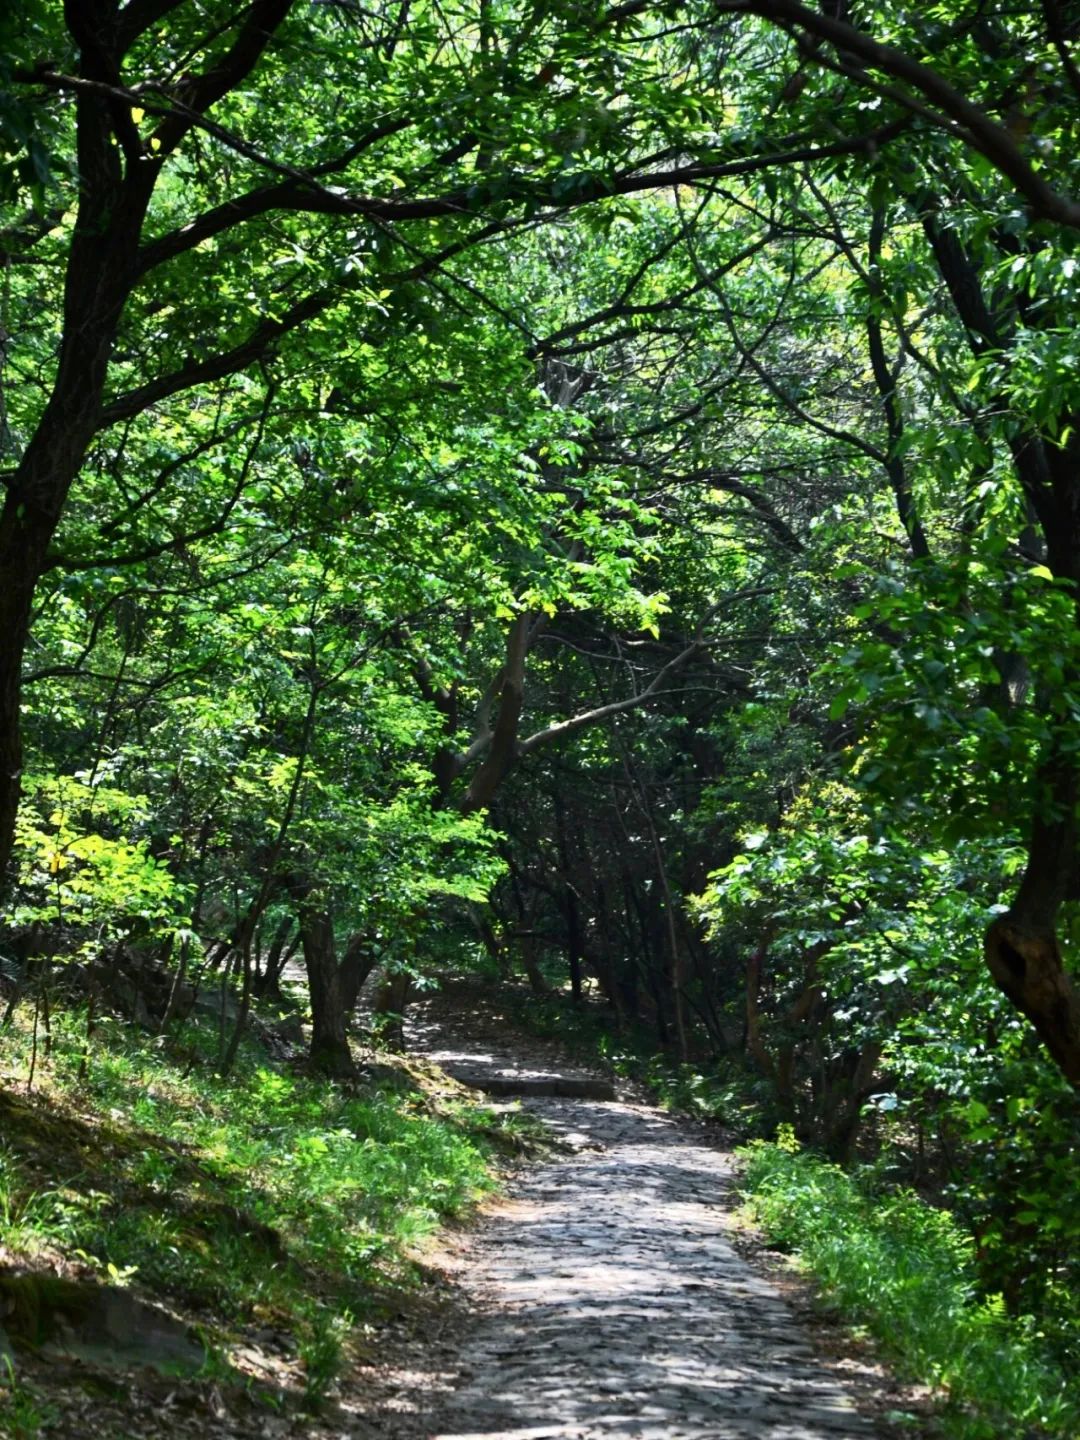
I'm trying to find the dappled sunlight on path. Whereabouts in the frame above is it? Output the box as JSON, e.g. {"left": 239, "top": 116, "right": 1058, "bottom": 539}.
{"left": 400, "top": 997, "right": 877, "bottom": 1440}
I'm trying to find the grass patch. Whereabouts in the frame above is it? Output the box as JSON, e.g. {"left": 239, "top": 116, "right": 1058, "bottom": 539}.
{"left": 0, "top": 1001, "right": 519, "bottom": 1402}
{"left": 0, "top": 1355, "right": 57, "bottom": 1439}
{"left": 739, "top": 1131, "right": 1079, "bottom": 1440}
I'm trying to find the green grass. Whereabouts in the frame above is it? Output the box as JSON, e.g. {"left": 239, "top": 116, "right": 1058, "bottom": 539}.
{"left": 0, "top": 1002, "right": 517, "bottom": 1401}
{"left": 0, "top": 1356, "right": 57, "bottom": 1440}
{"left": 739, "top": 1131, "right": 1079, "bottom": 1440}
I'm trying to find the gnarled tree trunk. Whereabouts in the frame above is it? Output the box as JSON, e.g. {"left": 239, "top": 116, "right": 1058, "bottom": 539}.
{"left": 337, "top": 931, "right": 380, "bottom": 1015}
{"left": 985, "top": 754, "right": 1080, "bottom": 1087}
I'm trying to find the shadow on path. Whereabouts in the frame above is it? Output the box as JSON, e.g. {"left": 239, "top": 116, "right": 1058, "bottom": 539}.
{"left": 400, "top": 996, "right": 880, "bottom": 1440}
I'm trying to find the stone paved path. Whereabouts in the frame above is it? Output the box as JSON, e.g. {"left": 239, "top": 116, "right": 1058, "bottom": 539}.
{"left": 397, "top": 995, "right": 882, "bottom": 1440}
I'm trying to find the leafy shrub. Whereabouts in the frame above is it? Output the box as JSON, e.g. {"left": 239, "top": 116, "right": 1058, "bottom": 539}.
{"left": 0, "top": 1004, "right": 498, "bottom": 1342}
{"left": 740, "top": 1135, "right": 1079, "bottom": 1439}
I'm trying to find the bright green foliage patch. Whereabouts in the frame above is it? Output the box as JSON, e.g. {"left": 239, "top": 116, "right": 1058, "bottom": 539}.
{"left": 739, "top": 1135, "right": 1079, "bottom": 1440}
{"left": 0, "top": 1005, "right": 506, "bottom": 1395}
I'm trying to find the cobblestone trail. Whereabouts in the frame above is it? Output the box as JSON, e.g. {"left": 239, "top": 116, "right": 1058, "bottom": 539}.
{"left": 402, "top": 1005, "right": 879, "bottom": 1440}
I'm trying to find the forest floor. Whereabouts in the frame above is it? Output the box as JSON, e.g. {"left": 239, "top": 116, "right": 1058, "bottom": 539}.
{"left": 336, "top": 979, "right": 936, "bottom": 1440}
{"left": 0, "top": 979, "right": 938, "bottom": 1440}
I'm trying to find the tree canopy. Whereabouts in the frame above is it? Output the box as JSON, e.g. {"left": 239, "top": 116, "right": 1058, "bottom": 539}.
{"left": 2, "top": 0, "right": 1080, "bottom": 1383}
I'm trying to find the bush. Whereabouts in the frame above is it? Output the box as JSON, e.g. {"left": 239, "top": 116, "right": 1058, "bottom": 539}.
{"left": 0, "top": 1003, "right": 500, "bottom": 1343}
{"left": 740, "top": 1133, "right": 1079, "bottom": 1439}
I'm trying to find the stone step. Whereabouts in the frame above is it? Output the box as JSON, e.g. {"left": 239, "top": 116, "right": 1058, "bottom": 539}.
{"left": 450, "top": 1071, "right": 616, "bottom": 1101}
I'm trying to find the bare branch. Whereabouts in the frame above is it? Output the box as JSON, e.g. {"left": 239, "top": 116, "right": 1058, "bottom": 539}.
{"left": 517, "top": 595, "right": 771, "bottom": 757}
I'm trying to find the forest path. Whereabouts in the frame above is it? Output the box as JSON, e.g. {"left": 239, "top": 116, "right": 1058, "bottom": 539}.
{"left": 363, "top": 984, "right": 896, "bottom": 1440}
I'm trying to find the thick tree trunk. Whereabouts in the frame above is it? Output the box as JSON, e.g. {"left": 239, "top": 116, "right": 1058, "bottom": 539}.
{"left": 985, "top": 752, "right": 1080, "bottom": 1088}
{"left": 0, "top": 2, "right": 292, "bottom": 888}
{"left": 297, "top": 907, "right": 354, "bottom": 1077}
{"left": 982, "top": 432, "right": 1080, "bottom": 1089}
{"left": 820, "top": 1040, "right": 884, "bottom": 1161}
{"left": 985, "top": 917, "right": 1080, "bottom": 1086}
{"left": 512, "top": 928, "right": 549, "bottom": 995}
{"left": 461, "top": 613, "right": 530, "bottom": 814}
{"left": 914, "top": 204, "right": 1080, "bottom": 1087}
{"left": 0, "top": 13, "right": 158, "bottom": 885}
{"left": 0, "top": 271, "right": 141, "bottom": 886}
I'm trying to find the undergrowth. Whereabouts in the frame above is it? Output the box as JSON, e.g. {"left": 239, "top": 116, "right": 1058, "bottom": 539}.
{"left": 0, "top": 1355, "right": 56, "bottom": 1439}
{"left": 0, "top": 1000, "right": 518, "bottom": 1403}
{"left": 739, "top": 1131, "right": 1079, "bottom": 1440}
{"left": 508, "top": 984, "right": 768, "bottom": 1132}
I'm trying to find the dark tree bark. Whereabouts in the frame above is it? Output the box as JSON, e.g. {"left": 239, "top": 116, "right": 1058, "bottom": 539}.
{"left": 0, "top": 101, "right": 155, "bottom": 881}
{"left": 337, "top": 931, "right": 379, "bottom": 1015}
{"left": 0, "top": 0, "right": 295, "bottom": 888}
{"left": 460, "top": 613, "right": 531, "bottom": 815}
{"left": 297, "top": 905, "right": 354, "bottom": 1078}
{"left": 915, "top": 197, "right": 1080, "bottom": 1088}
{"left": 552, "top": 789, "right": 584, "bottom": 1002}
{"left": 506, "top": 858, "right": 550, "bottom": 993}
{"left": 819, "top": 1041, "right": 884, "bottom": 1161}
{"left": 253, "top": 915, "right": 296, "bottom": 999}
{"left": 985, "top": 750, "right": 1080, "bottom": 1088}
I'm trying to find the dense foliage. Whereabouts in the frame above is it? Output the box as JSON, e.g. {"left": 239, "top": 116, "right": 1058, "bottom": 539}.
{"left": 741, "top": 1130, "right": 1078, "bottom": 1439}
{"left": 2, "top": 0, "right": 1079, "bottom": 1427}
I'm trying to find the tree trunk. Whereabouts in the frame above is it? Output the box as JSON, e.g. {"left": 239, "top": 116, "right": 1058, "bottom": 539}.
{"left": 0, "top": 3, "right": 293, "bottom": 888}
{"left": 745, "top": 939, "right": 775, "bottom": 1078}
{"left": 984, "top": 750, "right": 1080, "bottom": 1087}
{"left": 914, "top": 202, "right": 1080, "bottom": 1087}
{"left": 588, "top": 874, "right": 623, "bottom": 1023}
{"left": 338, "top": 931, "right": 379, "bottom": 1014}
{"left": 253, "top": 915, "right": 296, "bottom": 998}
{"left": 0, "top": 20, "right": 161, "bottom": 886}
{"left": 986, "top": 915, "right": 1080, "bottom": 1086}
{"left": 517, "top": 931, "right": 550, "bottom": 995}
{"left": 820, "top": 1040, "right": 884, "bottom": 1161}
{"left": 372, "top": 971, "right": 412, "bottom": 1049}
{"left": 553, "top": 790, "right": 583, "bottom": 1002}
{"left": 508, "top": 861, "right": 549, "bottom": 993}
{"left": 461, "top": 613, "right": 530, "bottom": 814}
{"left": 297, "top": 906, "right": 354, "bottom": 1077}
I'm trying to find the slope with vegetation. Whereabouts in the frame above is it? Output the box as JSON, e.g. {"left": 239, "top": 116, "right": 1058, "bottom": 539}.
{"left": 0, "top": 992, "right": 528, "bottom": 1431}
{"left": 1, "top": 0, "right": 1079, "bottom": 1435}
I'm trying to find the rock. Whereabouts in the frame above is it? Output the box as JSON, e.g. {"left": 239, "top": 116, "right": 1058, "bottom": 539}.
{"left": 266, "top": 1012, "right": 304, "bottom": 1045}
{"left": 1, "top": 1270, "right": 205, "bottom": 1376}
{"left": 192, "top": 988, "right": 241, "bottom": 1025}
{"left": 76, "top": 957, "right": 196, "bottom": 1028}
